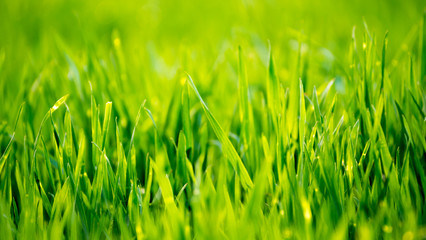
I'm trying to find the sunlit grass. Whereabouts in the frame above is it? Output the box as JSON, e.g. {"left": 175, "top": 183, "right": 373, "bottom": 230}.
{"left": 0, "top": 0, "right": 425, "bottom": 239}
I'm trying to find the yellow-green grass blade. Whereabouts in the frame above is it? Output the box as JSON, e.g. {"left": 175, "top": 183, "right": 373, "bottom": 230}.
{"left": 186, "top": 74, "right": 253, "bottom": 189}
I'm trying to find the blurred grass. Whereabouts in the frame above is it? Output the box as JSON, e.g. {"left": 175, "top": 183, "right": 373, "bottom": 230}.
{"left": 0, "top": 0, "right": 423, "bottom": 109}
{"left": 0, "top": 0, "right": 423, "bottom": 139}
{"left": 0, "top": 0, "right": 425, "bottom": 239}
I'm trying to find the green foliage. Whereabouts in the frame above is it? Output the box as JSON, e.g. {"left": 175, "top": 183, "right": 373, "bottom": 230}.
{"left": 0, "top": 0, "right": 425, "bottom": 239}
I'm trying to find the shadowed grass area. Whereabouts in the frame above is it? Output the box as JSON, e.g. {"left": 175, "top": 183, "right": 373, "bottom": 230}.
{"left": 0, "top": 0, "right": 425, "bottom": 239}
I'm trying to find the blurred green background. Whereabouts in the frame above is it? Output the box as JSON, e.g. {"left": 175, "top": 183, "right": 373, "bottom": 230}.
{"left": 0, "top": 0, "right": 424, "bottom": 129}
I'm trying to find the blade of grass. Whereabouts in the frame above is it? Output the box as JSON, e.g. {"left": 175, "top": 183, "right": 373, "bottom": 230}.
{"left": 186, "top": 73, "right": 253, "bottom": 189}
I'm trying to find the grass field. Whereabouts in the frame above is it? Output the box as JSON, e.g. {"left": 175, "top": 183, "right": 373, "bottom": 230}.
{"left": 0, "top": 0, "right": 425, "bottom": 239}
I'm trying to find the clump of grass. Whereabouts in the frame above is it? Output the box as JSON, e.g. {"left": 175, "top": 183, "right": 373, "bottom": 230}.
{"left": 0, "top": 1, "right": 425, "bottom": 239}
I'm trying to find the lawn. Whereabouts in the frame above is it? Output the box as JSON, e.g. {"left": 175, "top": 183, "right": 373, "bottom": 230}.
{"left": 0, "top": 0, "right": 425, "bottom": 239}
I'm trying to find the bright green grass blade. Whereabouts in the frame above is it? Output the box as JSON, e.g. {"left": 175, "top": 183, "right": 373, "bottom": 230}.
{"left": 0, "top": 103, "right": 24, "bottom": 173}
{"left": 144, "top": 107, "right": 157, "bottom": 129}
{"left": 101, "top": 102, "right": 112, "bottom": 150}
{"left": 298, "top": 79, "right": 306, "bottom": 186}
{"left": 142, "top": 155, "right": 153, "bottom": 213}
{"left": 74, "top": 132, "right": 86, "bottom": 185}
{"left": 238, "top": 46, "right": 250, "bottom": 145}
{"left": 380, "top": 31, "right": 388, "bottom": 91}
{"left": 41, "top": 137, "right": 55, "bottom": 190}
{"left": 33, "top": 94, "right": 69, "bottom": 159}
{"left": 90, "top": 90, "right": 98, "bottom": 146}
{"left": 238, "top": 46, "right": 259, "bottom": 174}
{"left": 38, "top": 181, "right": 52, "bottom": 216}
{"left": 115, "top": 118, "right": 127, "bottom": 198}
{"left": 176, "top": 131, "right": 188, "bottom": 189}
{"left": 312, "top": 86, "right": 323, "bottom": 129}
{"left": 267, "top": 45, "right": 280, "bottom": 132}
{"left": 0, "top": 134, "right": 14, "bottom": 174}
{"left": 151, "top": 159, "right": 177, "bottom": 212}
{"left": 186, "top": 74, "right": 253, "bottom": 189}
{"left": 408, "top": 90, "right": 426, "bottom": 119}
{"left": 63, "top": 108, "right": 73, "bottom": 159}
{"left": 127, "top": 100, "right": 146, "bottom": 159}
{"left": 181, "top": 80, "right": 193, "bottom": 152}
{"left": 244, "top": 136, "right": 272, "bottom": 221}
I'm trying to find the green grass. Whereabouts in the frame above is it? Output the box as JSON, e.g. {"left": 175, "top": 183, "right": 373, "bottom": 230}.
{"left": 0, "top": 0, "right": 426, "bottom": 239}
